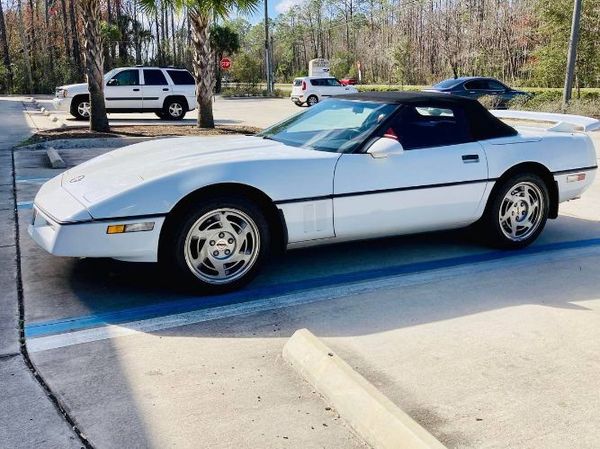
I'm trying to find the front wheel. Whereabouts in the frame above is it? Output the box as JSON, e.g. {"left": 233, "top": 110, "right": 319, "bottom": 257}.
{"left": 482, "top": 173, "right": 549, "bottom": 249}
{"left": 162, "top": 197, "right": 271, "bottom": 292}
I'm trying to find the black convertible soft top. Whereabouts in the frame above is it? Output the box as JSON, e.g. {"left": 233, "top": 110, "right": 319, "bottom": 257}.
{"left": 338, "top": 91, "right": 518, "bottom": 140}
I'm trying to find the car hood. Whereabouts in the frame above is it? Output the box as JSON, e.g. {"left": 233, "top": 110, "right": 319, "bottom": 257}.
{"left": 57, "top": 82, "right": 88, "bottom": 94}
{"left": 60, "top": 135, "right": 339, "bottom": 215}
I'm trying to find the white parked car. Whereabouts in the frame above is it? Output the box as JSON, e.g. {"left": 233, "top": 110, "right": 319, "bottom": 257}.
{"left": 53, "top": 66, "right": 197, "bottom": 120}
{"left": 30, "top": 92, "right": 597, "bottom": 292}
{"left": 291, "top": 76, "right": 358, "bottom": 107}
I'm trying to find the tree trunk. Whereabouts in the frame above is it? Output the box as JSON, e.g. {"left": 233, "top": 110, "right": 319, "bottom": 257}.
{"left": 78, "top": 0, "right": 109, "bottom": 132}
{"left": 69, "top": 0, "right": 82, "bottom": 74}
{"left": 0, "top": 0, "right": 13, "bottom": 92}
{"left": 189, "top": 11, "right": 214, "bottom": 129}
{"left": 116, "top": 0, "right": 127, "bottom": 64}
{"left": 155, "top": 10, "right": 161, "bottom": 65}
{"left": 16, "top": 0, "right": 33, "bottom": 92}
{"left": 171, "top": 7, "right": 176, "bottom": 65}
{"left": 60, "top": 0, "right": 72, "bottom": 63}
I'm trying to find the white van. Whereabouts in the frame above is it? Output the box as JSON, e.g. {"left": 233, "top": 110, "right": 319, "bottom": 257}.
{"left": 291, "top": 76, "right": 358, "bottom": 107}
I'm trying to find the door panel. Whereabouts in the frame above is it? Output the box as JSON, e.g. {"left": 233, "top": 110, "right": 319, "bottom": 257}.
{"left": 333, "top": 142, "right": 489, "bottom": 240}
{"left": 105, "top": 69, "right": 142, "bottom": 110}
{"left": 142, "top": 69, "right": 171, "bottom": 110}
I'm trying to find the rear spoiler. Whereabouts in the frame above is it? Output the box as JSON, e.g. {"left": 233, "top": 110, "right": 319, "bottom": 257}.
{"left": 490, "top": 110, "right": 600, "bottom": 133}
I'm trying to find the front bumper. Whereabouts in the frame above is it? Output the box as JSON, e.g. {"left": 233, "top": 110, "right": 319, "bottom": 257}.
{"left": 28, "top": 206, "right": 165, "bottom": 263}
{"left": 52, "top": 97, "right": 70, "bottom": 112}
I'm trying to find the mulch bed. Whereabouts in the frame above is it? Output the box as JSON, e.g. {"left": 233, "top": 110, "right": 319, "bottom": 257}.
{"left": 20, "top": 124, "right": 261, "bottom": 146}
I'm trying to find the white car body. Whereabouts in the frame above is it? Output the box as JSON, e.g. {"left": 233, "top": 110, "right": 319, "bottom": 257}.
{"left": 291, "top": 76, "right": 358, "bottom": 106}
{"left": 53, "top": 66, "right": 197, "bottom": 118}
{"left": 30, "top": 94, "right": 597, "bottom": 269}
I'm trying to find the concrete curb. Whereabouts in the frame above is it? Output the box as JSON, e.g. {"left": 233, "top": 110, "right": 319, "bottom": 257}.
{"left": 46, "top": 147, "right": 66, "bottom": 169}
{"left": 283, "top": 329, "right": 447, "bottom": 449}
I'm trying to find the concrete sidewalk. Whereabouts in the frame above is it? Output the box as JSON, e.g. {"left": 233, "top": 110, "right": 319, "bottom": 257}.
{"left": 0, "top": 97, "right": 82, "bottom": 449}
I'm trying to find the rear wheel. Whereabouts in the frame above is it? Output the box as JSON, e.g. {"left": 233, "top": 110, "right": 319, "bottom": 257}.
{"left": 162, "top": 98, "right": 187, "bottom": 120}
{"left": 162, "top": 196, "right": 271, "bottom": 292}
{"left": 482, "top": 173, "right": 549, "bottom": 249}
{"left": 306, "top": 95, "right": 318, "bottom": 107}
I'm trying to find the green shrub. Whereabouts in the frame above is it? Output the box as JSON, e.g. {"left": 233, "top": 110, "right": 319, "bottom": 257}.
{"left": 221, "top": 86, "right": 287, "bottom": 98}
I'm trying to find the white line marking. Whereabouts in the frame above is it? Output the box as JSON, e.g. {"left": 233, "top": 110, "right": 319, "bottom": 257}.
{"left": 16, "top": 177, "right": 52, "bottom": 184}
{"left": 26, "top": 245, "right": 600, "bottom": 353}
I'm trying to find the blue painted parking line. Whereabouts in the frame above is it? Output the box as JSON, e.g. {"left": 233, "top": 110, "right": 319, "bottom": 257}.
{"left": 25, "top": 237, "right": 600, "bottom": 339}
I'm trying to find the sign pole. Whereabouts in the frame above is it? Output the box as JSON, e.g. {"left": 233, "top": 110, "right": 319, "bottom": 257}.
{"left": 264, "top": 0, "right": 273, "bottom": 95}
{"left": 562, "top": 0, "right": 582, "bottom": 107}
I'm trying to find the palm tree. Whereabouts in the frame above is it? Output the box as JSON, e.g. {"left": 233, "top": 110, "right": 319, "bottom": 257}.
{"left": 79, "top": 0, "right": 110, "bottom": 132}
{"left": 211, "top": 24, "right": 240, "bottom": 94}
{"left": 139, "top": 0, "right": 259, "bottom": 128}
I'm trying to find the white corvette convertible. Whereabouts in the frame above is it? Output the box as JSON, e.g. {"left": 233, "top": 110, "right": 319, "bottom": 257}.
{"left": 29, "top": 92, "right": 598, "bottom": 291}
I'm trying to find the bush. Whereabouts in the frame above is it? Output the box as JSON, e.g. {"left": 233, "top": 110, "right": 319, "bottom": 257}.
{"left": 221, "top": 85, "right": 286, "bottom": 98}
{"left": 478, "top": 92, "right": 600, "bottom": 118}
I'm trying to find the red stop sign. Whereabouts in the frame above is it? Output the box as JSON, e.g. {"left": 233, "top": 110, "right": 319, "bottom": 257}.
{"left": 220, "top": 58, "right": 232, "bottom": 70}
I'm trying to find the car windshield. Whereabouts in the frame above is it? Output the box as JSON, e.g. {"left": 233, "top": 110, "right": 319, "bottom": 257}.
{"left": 257, "top": 99, "right": 397, "bottom": 153}
{"left": 433, "top": 78, "right": 462, "bottom": 89}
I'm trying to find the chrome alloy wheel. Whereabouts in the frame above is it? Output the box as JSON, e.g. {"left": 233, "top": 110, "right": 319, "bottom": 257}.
{"left": 77, "top": 101, "right": 91, "bottom": 118}
{"left": 168, "top": 102, "right": 183, "bottom": 117}
{"left": 183, "top": 208, "right": 260, "bottom": 285}
{"left": 498, "top": 181, "right": 544, "bottom": 242}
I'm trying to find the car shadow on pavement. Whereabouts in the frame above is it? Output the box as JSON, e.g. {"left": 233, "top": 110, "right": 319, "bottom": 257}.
{"left": 18, "top": 213, "right": 600, "bottom": 329}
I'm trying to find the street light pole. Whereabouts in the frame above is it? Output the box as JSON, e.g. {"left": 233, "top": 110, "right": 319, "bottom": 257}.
{"left": 264, "top": 0, "right": 273, "bottom": 95}
{"left": 562, "top": 0, "right": 582, "bottom": 107}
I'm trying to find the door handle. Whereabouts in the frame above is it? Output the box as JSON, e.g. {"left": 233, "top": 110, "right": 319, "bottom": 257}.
{"left": 132, "top": 88, "right": 140, "bottom": 91}
{"left": 462, "top": 154, "right": 479, "bottom": 163}
{"left": 162, "top": 88, "right": 169, "bottom": 91}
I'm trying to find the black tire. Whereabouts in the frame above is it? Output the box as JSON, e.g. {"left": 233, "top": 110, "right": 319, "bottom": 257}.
{"left": 160, "top": 196, "right": 271, "bottom": 293}
{"left": 162, "top": 97, "right": 187, "bottom": 120}
{"left": 155, "top": 111, "right": 167, "bottom": 119}
{"left": 70, "top": 96, "right": 90, "bottom": 120}
{"left": 481, "top": 173, "right": 549, "bottom": 249}
{"left": 306, "top": 95, "right": 319, "bottom": 107}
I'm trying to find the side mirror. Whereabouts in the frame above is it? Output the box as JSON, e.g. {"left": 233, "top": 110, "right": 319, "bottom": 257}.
{"left": 107, "top": 79, "right": 118, "bottom": 86}
{"left": 367, "top": 137, "right": 405, "bottom": 159}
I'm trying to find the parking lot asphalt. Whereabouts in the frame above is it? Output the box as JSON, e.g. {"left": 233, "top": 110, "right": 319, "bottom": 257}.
{"left": 34, "top": 95, "right": 300, "bottom": 129}
{"left": 5, "top": 96, "right": 600, "bottom": 448}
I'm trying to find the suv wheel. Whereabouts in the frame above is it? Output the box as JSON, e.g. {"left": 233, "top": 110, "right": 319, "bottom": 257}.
{"left": 306, "top": 95, "right": 319, "bottom": 107}
{"left": 163, "top": 98, "right": 187, "bottom": 120}
{"left": 71, "top": 97, "right": 90, "bottom": 120}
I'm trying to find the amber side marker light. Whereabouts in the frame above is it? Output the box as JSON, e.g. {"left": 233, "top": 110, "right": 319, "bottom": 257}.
{"left": 106, "top": 222, "right": 154, "bottom": 234}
